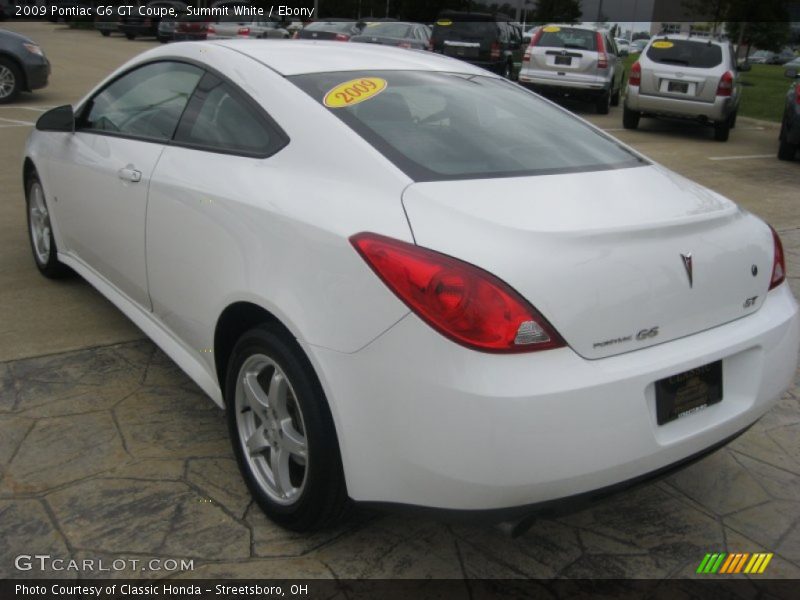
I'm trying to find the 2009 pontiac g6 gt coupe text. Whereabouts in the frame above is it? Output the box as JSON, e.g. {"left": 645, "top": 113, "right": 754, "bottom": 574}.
{"left": 24, "top": 40, "right": 799, "bottom": 531}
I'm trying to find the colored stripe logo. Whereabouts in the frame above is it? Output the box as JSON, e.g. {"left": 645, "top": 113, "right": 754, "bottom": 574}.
{"left": 697, "top": 552, "right": 773, "bottom": 574}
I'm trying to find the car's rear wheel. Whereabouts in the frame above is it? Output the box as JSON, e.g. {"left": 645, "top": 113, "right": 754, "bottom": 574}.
{"left": 713, "top": 117, "right": 731, "bottom": 142}
{"left": 729, "top": 110, "right": 738, "bottom": 129}
{"left": 596, "top": 91, "right": 611, "bottom": 115}
{"left": 226, "top": 324, "right": 349, "bottom": 531}
{"left": 622, "top": 105, "right": 640, "bottom": 129}
{"left": 125, "top": 32, "right": 136, "bottom": 40}
{"left": 0, "top": 57, "right": 22, "bottom": 104}
{"left": 100, "top": 30, "right": 111, "bottom": 37}
{"left": 26, "top": 175, "right": 70, "bottom": 278}
{"left": 610, "top": 81, "right": 621, "bottom": 107}
{"left": 778, "top": 122, "right": 797, "bottom": 160}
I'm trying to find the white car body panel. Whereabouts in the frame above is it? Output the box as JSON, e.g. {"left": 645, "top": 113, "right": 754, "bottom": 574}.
{"left": 23, "top": 40, "right": 800, "bottom": 511}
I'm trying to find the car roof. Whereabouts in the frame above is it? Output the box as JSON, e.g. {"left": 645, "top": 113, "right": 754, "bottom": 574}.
{"left": 203, "top": 39, "right": 488, "bottom": 76}
{"left": 652, "top": 34, "right": 727, "bottom": 46}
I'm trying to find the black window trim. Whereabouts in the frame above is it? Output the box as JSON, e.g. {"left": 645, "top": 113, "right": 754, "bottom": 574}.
{"left": 75, "top": 57, "right": 290, "bottom": 159}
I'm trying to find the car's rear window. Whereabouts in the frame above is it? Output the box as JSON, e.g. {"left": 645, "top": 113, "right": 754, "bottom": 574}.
{"left": 291, "top": 70, "right": 644, "bottom": 182}
{"left": 433, "top": 21, "right": 497, "bottom": 41}
{"left": 537, "top": 27, "right": 597, "bottom": 51}
{"left": 646, "top": 39, "right": 723, "bottom": 68}
{"left": 363, "top": 22, "right": 412, "bottom": 38}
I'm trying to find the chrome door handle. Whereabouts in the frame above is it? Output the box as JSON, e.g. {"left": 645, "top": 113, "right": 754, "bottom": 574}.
{"left": 118, "top": 166, "right": 142, "bottom": 183}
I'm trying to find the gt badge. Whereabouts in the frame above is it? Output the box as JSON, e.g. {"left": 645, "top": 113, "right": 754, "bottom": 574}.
{"left": 681, "top": 253, "right": 693, "bottom": 288}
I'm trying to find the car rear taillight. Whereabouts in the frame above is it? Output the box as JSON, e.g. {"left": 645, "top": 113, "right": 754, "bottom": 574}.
{"left": 350, "top": 233, "right": 566, "bottom": 353}
{"left": 595, "top": 32, "right": 608, "bottom": 68}
{"left": 237, "top": 27, "right": 250, "bottom": 36}
{"left": 716, "top": 71, "right": 734, "bottom": 97}
{"left": 207, "top": 24, "right": 216, "bottom": 34}
{"left": 629, "top": 61, "right": 641, "bottom": 86}
{"left": 490, "top": 41, "right": 501, "bottom": 60}
{"left": 335, "top": 33, "right": 350, "bottom": 41}
{"left": 529, "top": 28, "right": 543, "bottom": 47}
{"left": 398, "top": 41, "right": 412, "bottom": 49}
{"left": 795, "top": 83, "right": 800, "bottom": 105}
{"left": 293, "top": 30, "right": 300, "bottom": 39}
{"left": 769, "top": 226, "right": 786, "bottom": 290}
{"left": 523, "top": 44, "right": 531, "bottom": 62}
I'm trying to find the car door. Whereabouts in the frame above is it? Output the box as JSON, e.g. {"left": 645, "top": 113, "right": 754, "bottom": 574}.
{"left": 48, "top": 60, "right": 203, "bottom": 309}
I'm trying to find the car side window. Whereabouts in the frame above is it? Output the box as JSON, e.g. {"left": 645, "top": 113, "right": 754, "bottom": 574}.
{"left": 174, "top": 73, "right": 288, "bottom": 157}
{"left": 80, "top": 61, "right": 203, "bottom": 141}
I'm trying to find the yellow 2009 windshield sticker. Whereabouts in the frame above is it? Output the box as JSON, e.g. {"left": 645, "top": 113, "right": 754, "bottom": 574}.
{"left": 323, "top": 78, "right": 388, "bottom": 108}
{"left": 543, "top": 25, "right": 561, "bottom": 32}
{"left": 652, "top": 40, "right": 674, "bottom": 49}
{"left": 436, "top": 19, "right": 452, "bottom": 26}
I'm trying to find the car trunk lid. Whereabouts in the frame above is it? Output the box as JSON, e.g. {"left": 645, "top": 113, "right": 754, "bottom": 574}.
{"left": 401, "top": 165, "right": 773, "bottom": 359}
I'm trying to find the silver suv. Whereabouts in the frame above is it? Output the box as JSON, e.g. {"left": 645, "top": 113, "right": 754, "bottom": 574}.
{"left": 623, "top": 35, "right": 743, "bottom": 141}
{"left": 518, "top": 24, "right": 625, "bottom": 114}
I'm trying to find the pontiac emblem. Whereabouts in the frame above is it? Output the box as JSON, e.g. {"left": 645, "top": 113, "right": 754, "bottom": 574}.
{"left": 681, "top": 253, "right": 693, "bottom": 288}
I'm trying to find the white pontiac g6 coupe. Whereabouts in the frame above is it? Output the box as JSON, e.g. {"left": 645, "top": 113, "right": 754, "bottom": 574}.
{"left": 23, "top": 40, "right": 800, "bottom": 531}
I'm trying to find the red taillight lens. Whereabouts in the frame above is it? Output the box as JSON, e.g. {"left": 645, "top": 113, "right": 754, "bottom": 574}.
{"left": 629, "top": 61, "right": 641, "bottom": 86}
{"left": 293, "top": 30, "right": 300, "bottom": 39}
{"left": 595, "top": 32, "right": 608, "bottom": 68}
{"left": 237, "top": 27, "right": 250, "bottom": 36}
{"left": 529, "top": 28, "right": 543, "bottom": 47}
{"left": 490, "top": 41, "right": 501, "bottom": 60}
{"left": 717, "top": 70, "right": 734, "bottom": 97}
{"left": 335, "top": 33, "right": 350, "bottom": 41}
{"left": 398, "top": 41, "right": 412, "bottom": 49}
{"left": 795, "top": 83, "right": 800, "bottom": 105}
{"left": 351, "top": 233, "right": 566, "bottom": 353}
{"left": 769, "top": 226, "right": 786, "bottom": 290}
{"left": 207, "top": 24, "right": 215, "bottom": 34}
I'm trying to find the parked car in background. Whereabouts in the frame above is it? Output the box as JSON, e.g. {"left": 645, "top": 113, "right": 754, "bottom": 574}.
{"left": 173, "top": 14, "right": 209, "bottom": 41}
{"left": 119, "top": 0, "right": 187, "bottom": 40}
{"left": 623, "top": 35, "right": 744, "bottom": 141}
{"left": 350, "top": 21, "right": 430, "bottom": 50}
{"left": 94, "top": 12, "right": 120, "bottom": 37}
{"left": 430, "top": 11, "right": 523, "bottom": 79}
{"left": 295, "top": 20, "right": 365, "bottom": 41}
{"left": 207, "top": 18, "right": 289, "bottom": 40}
{"left": 629, "top": 38, "right": 648, "bottom": 54}
{"left": 615, "top": 37, "right": 630, "bottom": 56}
{"left": 518, "top": 23, "right": 625, "bottom": 114}
{"left": 0, "top": 28, "right": 49, "bottom": 103}
{"left": 749, "top": 50, "right": 777, "bottom": 64}
{"left": 778, "top": 66, "right": 800, "bottom": 160}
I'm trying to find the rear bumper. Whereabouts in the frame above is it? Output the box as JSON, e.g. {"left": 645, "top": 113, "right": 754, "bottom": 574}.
{"left": 518, "top": 70, "right": 610, "bottom": 94}
{"left": 625, "top": 86, "right": 736, "bottom": 122}
{"left": 305, "top": 283, "right": 799, "bottom": 511}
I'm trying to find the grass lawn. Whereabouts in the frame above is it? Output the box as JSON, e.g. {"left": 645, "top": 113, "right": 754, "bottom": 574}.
{"left": 619, "top": 55, "right": 792, "bottom": 123}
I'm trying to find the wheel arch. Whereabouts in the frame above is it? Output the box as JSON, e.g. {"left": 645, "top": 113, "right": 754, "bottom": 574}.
{"left": 23, "top": 157, "right": 37, "bottom": 189}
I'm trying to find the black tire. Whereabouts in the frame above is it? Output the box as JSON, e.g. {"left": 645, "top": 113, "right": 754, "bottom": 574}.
{"left": 225, "top": 324, "right": 349, "bottom": 531}
{"left": 25, "top": 174, "right": 71, "bottom": 279}
{"left": 610, "top": 81, "right": 621, "bottom": 107}
{"left": 0, "top": 56, "right": 22, "bottom": 104}
{"left": 125, "top": 32, "right": 136, "bottom": 40}
{"left": 778, "top": 125, "right": 797, "bottom": 161}
{"left": 713, "top": 118, "right": 731, "bottom": 142}
{"left": 729, "top": 110, "right": 738, "bottom": 129}
{"left": 622, "top": 105, "right": 640, "bottom": 129}
{"left": 596, "top": 91, "right": 611, "bottom": 115}
{"left": 100, "top": 30, "right": 111, "bottom": 37}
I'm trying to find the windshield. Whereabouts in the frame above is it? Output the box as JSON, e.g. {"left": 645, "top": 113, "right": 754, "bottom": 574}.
{"left": 537, "top": 27, "right": 598, "bottom": 50}
{"left": 646, "top": 39, "right": 723, "bottom": 68}
{"left": 362, "top": 22, "right": 412, "bottom": 38}
{"left": 291, "top": 71, "right": 644, "bottom": 182}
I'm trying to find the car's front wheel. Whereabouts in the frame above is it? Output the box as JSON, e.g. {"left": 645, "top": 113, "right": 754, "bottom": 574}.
{"left": 226, "top": 324, "right": 349, "bottom": 531}
{"left": 26, "top": 174, "right": 70, "bottom": 278}
{"left": 0, "top": 57, "right": 22, "bottom": 104}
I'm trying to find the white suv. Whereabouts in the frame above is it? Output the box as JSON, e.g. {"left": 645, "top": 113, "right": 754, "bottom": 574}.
{"left": 518, "top": 24, "right": 625, "bottom": 114}
{"left": 623, "top": 35, "right": 744, "bottom": 141}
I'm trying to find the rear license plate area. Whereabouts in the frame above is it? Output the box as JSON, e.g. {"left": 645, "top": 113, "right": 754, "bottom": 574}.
{"left": 667, "top": 81, "right": 689, "bottom": 93}
{"left": 555, "top": 55, "right": 572, "bottom": 66}
{"left": 656, "top": 361, "right": 722, "bottom": 425}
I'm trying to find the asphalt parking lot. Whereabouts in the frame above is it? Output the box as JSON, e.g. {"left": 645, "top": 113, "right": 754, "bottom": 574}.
{"left": 1, "top": 22, "right": 800, "bottom": 581}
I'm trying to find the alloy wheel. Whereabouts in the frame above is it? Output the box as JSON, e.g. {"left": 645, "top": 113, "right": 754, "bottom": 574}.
{"left": 28, "top": 182, "right": 52, "bottom": 265}
{"left": 235, "top": 354, "right": 308, "bottom": 505}
{"left": 0, "top": 64, "right": 15, "bottom": 100}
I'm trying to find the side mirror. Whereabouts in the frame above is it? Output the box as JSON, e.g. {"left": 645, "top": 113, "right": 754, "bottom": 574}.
{"left": 786, "top": 68, "right": 798, "bottom": 79}
{"left": 737, "top": 61, "right": 751, "bottom": 72}
{"left": 36, "top": 105, "right": 74, "bottom": 132}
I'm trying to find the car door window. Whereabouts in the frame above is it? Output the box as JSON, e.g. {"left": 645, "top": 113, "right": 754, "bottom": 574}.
{"left": 174, "top": 73, "right": 288, "bottom": 157}
{"left": 80, "top": 61, "right": 203, "bottom": 141}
